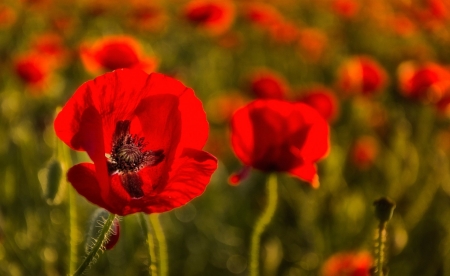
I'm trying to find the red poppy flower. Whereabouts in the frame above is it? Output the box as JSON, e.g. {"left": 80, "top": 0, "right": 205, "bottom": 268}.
{"left": 268, "top": 20, "right": 300, "bottom": 44}
{"left": 350, "top": 136, "right": 379, "bottom": 170}
{"left": 321, "top": 251, "right": 372, "bottom": 276}
{"left": 14, "top": 53, "right": 51, "bottom": 90}
{"left": 247, "top": 69, "right": 290, "bottom": 100}
{"left": 397, "top": 61, "right": 450, "bottom": 103}
{"left": 183, "top": 0, "right": 235, "bottom": 36}
{"left": 230, "top": 99, "right": 329, "bottom": 187}
{"left": 0, "top": 4, "right": 16, "bottom": 29}
{"left": 336, "top": 56, "right": 387, "bottom": 96}
{"left": 242, "top": 2, "right": 283, "bottom": 29}
{"left": 296, "top": 86, "right": 339, "bottom": 122}
{"left": 126, "top": 0, "right": 168, "bottom": 32}
{"left": 80, "top": 35, "right": 158, "bottom": 75}
{"left": 297, "top": 28, "right": 328, "bottom": 63}
{"left": 331, "top": 0, "right": 360, "bottom": 19}
{"left": 54, "top": 69, "right": 218, "bottom": 216}
{"left": 31, "top": 33, "right": 69, "bottom": 69}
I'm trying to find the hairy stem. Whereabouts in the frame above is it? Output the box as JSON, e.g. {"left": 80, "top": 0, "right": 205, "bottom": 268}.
{"left": 73, "top": 213, "right": 116, "bottom": 276}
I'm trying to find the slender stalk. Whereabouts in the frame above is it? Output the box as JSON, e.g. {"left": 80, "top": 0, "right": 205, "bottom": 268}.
{"left": 139, "top": 213, "right": 158, "bottom": 276}
{"left": 150, "top": 214, "right": 168, "bottom": 276}
{"left": 249, "top": 174, "right": 278, "bottom": 276}
{"left": 68, "top": 186, "right": 78, "bottom": 274}
{"left": 73, "top": 213, "right": 116, "bottom": 276}
{"left": 60, "top": 143, "right": 77, "bottom": 275}
{"left": 54, "top": 114, "right": 77, "bottom": 275}
{"left": 376, "top": 222, "right": 386, "bottom": 276}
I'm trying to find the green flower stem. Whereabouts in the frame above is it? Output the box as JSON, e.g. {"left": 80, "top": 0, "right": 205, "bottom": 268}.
{"left": 68, "top": 185, "right": 78, "bottom": 274}
{"left": 249, "top": 173, "right": 278, "bottom": 276}
{"left": 73, "top": 213, "right": 116, "bottom": 276}
{"left": 376, "top": 222, "right": 386, "bottom": 276}
{"left": 54, "top": 110, "right": 77, "bottom": 276}
{"left": 150, "top": 214, "right": 168, "bottom": 276}
{"left": 139, "top": 213, "right": 158, "bottom": 276}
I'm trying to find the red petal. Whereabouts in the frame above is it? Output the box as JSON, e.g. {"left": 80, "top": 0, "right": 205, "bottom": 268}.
{"left": 132, "top": 94, "right": 182, "bottom": 189}
{"left": 141, "top": 73, "right": 209, "bottom": 150}
{"left": 54, "top": 69, "right": 208, "bottom": 155}
{"left": 67, "top": 163, "right": 119, "bottom": 213}
{"left": 140, "top": 148, "right": 217, "bottom": 214}
{"left": 294, "top": 103, "right": 330, "bottom": 162}
{"left": 288, "top": 163, "right": 320, "bottom": 188}
{"left": 56, "top": 106, "right": 111, "bottom": 200}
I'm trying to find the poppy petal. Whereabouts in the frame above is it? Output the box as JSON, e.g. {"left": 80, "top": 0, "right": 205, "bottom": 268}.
{"left": 142, "top": 73, "right": 209, "bottom": 149}
{"left": 67, "top": 163, "right": 119, "bottom": 213}
{"left": 294, "top": 103, "right": 330, "bottom": 162}
{"left": 141, "top": 148, "right": 217, "bottom": 214}
{"left": 56, "top": 106, "right": 111, "bottom": 201}
{"left": 288, "top": 163, "right": 319, "bottom": 188}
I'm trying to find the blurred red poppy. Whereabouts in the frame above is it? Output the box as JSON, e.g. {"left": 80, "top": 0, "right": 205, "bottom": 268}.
{"left": 31, "top": 33, "right": 69, "bottom": 69}
{"left": 321, "top": 251, "right": 372, "bottom": 276}
{"left": 242, "top": 2, "right": 283, "bottom": 29}
{"left": 247, "top": 69, "right": 290, "bottom": 100}
{"left": 297, "top": 28, "right": 328, "bottom": 62}
{"left": 126, "top": 0, "right": 168, "bottom": 32}
{"left": 54, "top": 69, "right": 217, "bottom": 216}
{"left": 331, "top": 0, "right": 359, "bottom": 19}
{"left": 296, "top": 86, "right": 340, "bottom": 122}
{"left": 13, "top": 53, "right": 51, "bottom": 91}
{"left": 0, "top": 4, "right": 16, "bottom": 29}
{"left": 183, "top": 0, "right": 235, "bottom": 36}
{"left": 80, "top": 35, "right": 158, "bottom": 75}
{"left": 268, "top": 20, "right": 300, "bottom": 44}
{"left": 397, "top": 61, "right": 450, "bottom": 103}
{"left": 230, "top": 99, "right": 329, "bottom": 187}
{"left": 350, "top": 136, "right": 379, "bottom": 170}
{"left": 336, "top": 56, "right": 387, "bottom": 96}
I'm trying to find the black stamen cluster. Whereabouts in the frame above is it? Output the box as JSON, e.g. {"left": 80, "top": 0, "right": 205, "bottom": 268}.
{"left": 108, "top": 120, "right": 164, "bottom": 174}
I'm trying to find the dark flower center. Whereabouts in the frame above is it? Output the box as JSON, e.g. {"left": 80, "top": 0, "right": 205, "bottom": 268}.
{"left": 107, "top": 120, "right": 164, "bottom": 198}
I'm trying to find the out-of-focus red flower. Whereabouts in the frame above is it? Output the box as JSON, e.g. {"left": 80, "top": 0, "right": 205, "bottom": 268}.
{"left": 183, "top": 0, "right": 235, "bottom": 36}
{"left": 336, "top": 56, "right": 387, "bottom": 97}
{"left": 296, "top": 86, "right": 340, "bottom": 122}
{"left": 331, "top": 0, "right": 359, "bottom": 19}
{"left": 14, "top": 54, "right": 51, "bottom": 91}
{"left": 247, "top": 69, "right": 290, "bottom": 100}
{"left": 412, "top": 0, "right": 449, "bottom": 29}
{"left": 350, "top": 136, "right": 379, "bottom": 170}
{"left": 126, "top": 0, "right": 168, "bottom": 32}
{"left": 390, "top": 14, "right": 416, "bottom": 37}
{"left": 321, "top": 251, "right": 372, "bottom": 276}
{"left": 298, "top": 28, "right": 328, "bottom": 62}
{"left": 241, "top": 2, "right": 283, "bottom": 29}
{"left": 230, "top": 99, "right": 329, "bottom": 187}
{"left": 31, "top": 33, "right": 69, "bottom": 69}
{"left": 54, "top": 69, "right": 217, "bottom": 216}
{"left": 80, "top": 36, "right": 158, "bottom": 75}
{"left": 268, "top": 20, "right": 300, "bottom": 44}
{"left": 398, "top": 61, "right": 450, "bottom": 103}
{"left": 0, "top": 4, "right": 16, "bottom": 29}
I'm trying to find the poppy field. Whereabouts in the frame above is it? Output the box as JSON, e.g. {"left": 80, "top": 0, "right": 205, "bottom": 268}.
{"left": 1, "top": 0, "right": 450, "bottom": 275}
